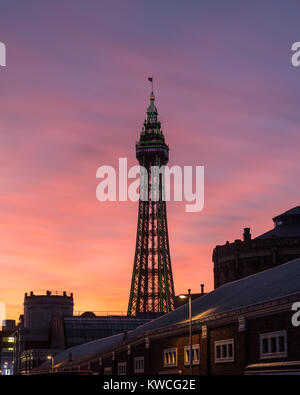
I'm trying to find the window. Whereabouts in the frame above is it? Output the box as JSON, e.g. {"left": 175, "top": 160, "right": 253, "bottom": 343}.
{"left": 103, "top": 367, "right": 112, "bottom": 375}
{"left": 134, "top": 357, "right": 144, "bottom": 373}
{"left": 117, "top": 362, "right": 127, "bottom": 375}
{"left": 214, "top": 339, "right": 234, "bottom": 363}
{"left": 2, "top": 337, "right": 15, "bottom": 343}
{"left": 184, "top": 345, "right": 200, "bottom": 365}
{"left": 163, "top": 348, "right": 177, "bottom": 367}
{"left": 260, "top": 331, "right": 287, "bottom": 359}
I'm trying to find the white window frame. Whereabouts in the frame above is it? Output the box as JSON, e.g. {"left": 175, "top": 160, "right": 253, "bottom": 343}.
{"left": 214, "top": 339, "right": 234, "bottom": 363}
{"left": 163, "top": 347, "right": 177, "bottom": 367}
{"left": 260, "top": 330, "right": 287, "bottom": 359}
{"left": 117, "top": 361, "right": 127, "bottom": 375}
{"left": 103, "top": 367, "right": 112, "bottom": 375}
{"left": 134, "top": 356, "right": 144, "bottom": 373}
{"left": 184, "top": 344, "right": 200, "bottom": 365}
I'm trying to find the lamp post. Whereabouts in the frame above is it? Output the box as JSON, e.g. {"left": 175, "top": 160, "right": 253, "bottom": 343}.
{"left": 179, "top": 288, "right": 193, "bottom": 375}
{"left": 47, "top": 355, "right": 54, "bottom": 372}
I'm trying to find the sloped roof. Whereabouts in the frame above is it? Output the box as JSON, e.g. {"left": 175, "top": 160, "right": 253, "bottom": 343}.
{"left": 63, "top": 316, "right": 150, "bottom": 348}
{"left": 257, "top": 206, "right": 300, "bottom": 239}
{"left": 256, "top": 224, "right": 300, "bottom": 239}
{"left": 47, "top": 258, "right": 300, "bottom": 370}
{"left": 273, "top": 206, "right": 300, "bottom": 220}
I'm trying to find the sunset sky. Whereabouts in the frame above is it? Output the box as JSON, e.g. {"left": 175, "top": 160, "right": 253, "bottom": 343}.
{"left": 1, "top": 0, "right": 300, "bottom": 321}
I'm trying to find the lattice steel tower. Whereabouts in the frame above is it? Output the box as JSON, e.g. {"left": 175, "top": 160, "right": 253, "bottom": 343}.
{"left": 127, "top": 88, "right": 175, "bottom": 316}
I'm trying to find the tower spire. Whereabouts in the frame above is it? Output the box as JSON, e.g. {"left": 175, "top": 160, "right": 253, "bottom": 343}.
{"left": 146, "top": 77, "right": 159, "bottom": 124}
{"left": 148, "top": 76, "right": 154, "bottom": 95}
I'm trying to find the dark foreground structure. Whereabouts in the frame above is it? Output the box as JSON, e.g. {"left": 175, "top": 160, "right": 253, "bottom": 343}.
{"left": 0, "top": 320, "right": 16, "bottom": 375}
{"left": 35, "top": 258, "right": 300, "bottom": 375}
{"left": 13, "top": 291, "right": 150, "bottom": 374}
{"left": 213, "top": 207, "right": 300, "bottom": 288}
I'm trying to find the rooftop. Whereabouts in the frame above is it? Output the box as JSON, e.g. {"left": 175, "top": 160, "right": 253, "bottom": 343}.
{"left": 25, "top": 290, "right": 73, "bottom": 298}
{"left": 63, "top": 316, "right": 151, "bottom": 348}
{"left": 273, "top": 206, "right": 300, "bottom": 220}
{"left": 45, "top": 258, "right": 300, "bottom": 370}
{"left": 257, "top": 206, "right": 300, "bottom": 239}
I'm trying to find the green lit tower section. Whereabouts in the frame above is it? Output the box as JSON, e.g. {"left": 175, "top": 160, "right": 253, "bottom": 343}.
{"left": 127, "top": 90, "right": 175, "bottom": 316}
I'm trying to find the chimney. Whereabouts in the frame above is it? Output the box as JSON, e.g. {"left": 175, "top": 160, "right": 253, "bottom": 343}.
{"left": 201, "top": 284, "right": 204, "bottom": 294}
{"left": 243, "top": 227, "right": 251, "bottom": 241}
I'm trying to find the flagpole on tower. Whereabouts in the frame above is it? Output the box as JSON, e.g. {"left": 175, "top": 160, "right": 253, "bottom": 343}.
{"left": 148, "top": 76, "right": 153, "bottom": 94}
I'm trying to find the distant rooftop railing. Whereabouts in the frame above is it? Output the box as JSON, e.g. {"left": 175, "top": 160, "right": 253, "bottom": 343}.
{"left": 25, "top": 290, "right": 73, "bottom": 297}
{"left": 72, "top": 311, "right": 127, "bottom": 317}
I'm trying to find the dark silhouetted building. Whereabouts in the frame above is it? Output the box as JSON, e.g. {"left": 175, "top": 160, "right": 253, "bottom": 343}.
{"left": 13, "top": 291, "right": 150, "bottom": 374}
{"left": 14, "top": 290, "right": 74, "bottom": 374}
{"left": 213, "top": 207, "right": 300, "bottom": 288}
{"left": 0, "top": 320, "right": 16, "bottom": 375}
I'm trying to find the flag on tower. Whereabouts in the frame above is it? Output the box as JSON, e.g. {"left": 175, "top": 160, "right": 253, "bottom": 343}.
{"left": 148, "top": 77, "right": 154, "bottom": 93}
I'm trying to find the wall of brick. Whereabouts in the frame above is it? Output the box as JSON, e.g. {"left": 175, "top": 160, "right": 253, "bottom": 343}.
{"left": 95, "top": 307, "right": 299, "bottom": 375}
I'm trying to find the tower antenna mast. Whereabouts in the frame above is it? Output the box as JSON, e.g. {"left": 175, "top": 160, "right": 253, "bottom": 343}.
{"left": 148, "top": 76, "right": 154, "bottom": 93}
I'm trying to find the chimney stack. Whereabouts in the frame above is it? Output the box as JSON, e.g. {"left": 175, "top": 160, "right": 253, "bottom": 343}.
{"left": 243, "top": 227, "right": 251, "bottom": 241}
{"left": 201, "top": 284, "right": 204, "bottom": 294}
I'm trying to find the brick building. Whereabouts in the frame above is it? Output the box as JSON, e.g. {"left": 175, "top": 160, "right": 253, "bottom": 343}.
{"left": 36, "top": 258, "right": 300, "bottom": 375}
{"left": 213, "top": 207, "right": 300, "bottom": 288}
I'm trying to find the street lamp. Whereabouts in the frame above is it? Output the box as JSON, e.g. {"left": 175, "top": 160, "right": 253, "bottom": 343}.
{"left": 3, "top": 362, "right": 8, "bottom": 376}
{"left": 179, "top": 289, "right": 192, "bottom": 375}
{"left": 47, "top": 355, "right": 54, "bottom": 372}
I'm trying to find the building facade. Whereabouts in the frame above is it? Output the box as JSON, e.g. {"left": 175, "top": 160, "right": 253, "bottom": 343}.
{"left": 96, "top": 300, "right": 299, "bottom": 375}
{"left": 36, "top": 258, "right": 300, "bottom": 375}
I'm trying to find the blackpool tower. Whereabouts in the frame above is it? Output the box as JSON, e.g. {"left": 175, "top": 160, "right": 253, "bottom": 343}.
{"left": 127, "top": 86, "right": 175, "bottom": 316}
